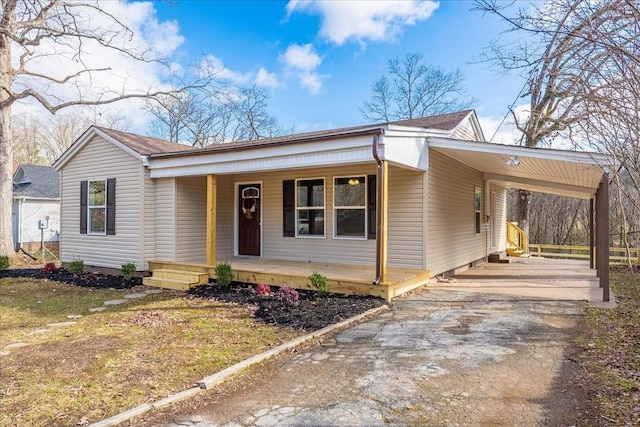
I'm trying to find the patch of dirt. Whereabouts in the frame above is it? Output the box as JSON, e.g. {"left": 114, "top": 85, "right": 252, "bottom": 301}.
{"left": 0, "top": 268, "right": 141, "bottom": 289}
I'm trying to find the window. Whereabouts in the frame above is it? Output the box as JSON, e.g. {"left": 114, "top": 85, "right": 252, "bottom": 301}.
{"left": 474, "top": 186, "right": 482, "bottom": 234}
{"left": 334, "top": 176, "right": 366, "bottom": 238}
{"left": 88, "top": 180, "right": 106, "bottom": 233}
{"left": 80, "top": 179, "right": 115, "bottom": 235}
{"left": 296, "top": 178, "right": 325, "bottom": 237}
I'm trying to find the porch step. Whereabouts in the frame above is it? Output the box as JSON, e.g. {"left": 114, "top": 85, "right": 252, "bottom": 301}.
{"left": 152, "top": 269, "right": 209, "bottom": 284}
{"left": 506, "top": 247, "right": 525, "bottom": 257}
{"left": 143, "top": 269, "right": 209, "bottom": 291}
{"left": 488, "top": 252, "right": 511, "bottom": 263}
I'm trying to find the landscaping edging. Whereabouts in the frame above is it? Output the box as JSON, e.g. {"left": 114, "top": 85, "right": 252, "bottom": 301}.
{"left": 89, "top": 304, "right": 390, "bottom": 427}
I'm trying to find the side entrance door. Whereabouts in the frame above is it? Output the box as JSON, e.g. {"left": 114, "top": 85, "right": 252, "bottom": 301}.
{"left": 238, "top": 184, "right": 261, "bottom": 256}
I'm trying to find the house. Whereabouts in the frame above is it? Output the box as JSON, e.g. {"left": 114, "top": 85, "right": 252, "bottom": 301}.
{"left": 52, "top": 110, "right": 611, "bottom": 300}
{"left": 12, "top": 165, "right": 61, "bottom": 253}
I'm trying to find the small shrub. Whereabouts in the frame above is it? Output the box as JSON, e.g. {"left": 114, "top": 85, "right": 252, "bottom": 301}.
{"left": 276, "top": 286, "right": 299, "bottom": 306}
{"left": 41, "top": 262, "right": 58, "bottom": 274}
{"left": 121, "top": 262, "right": 137, "bottom": 280}
{"left": 214, "top": 261, "right": 234, "bottom": 287}
{"left": 256, "top": 283, "right": 272, "bottom": 296}
{"left": 67, "top": 259, "right": 84, "bottom": 276}
{"left": 309, "top": 272, "right": 329, "bottom": 297}
{"left": 0, "top": 255, "right": 9, "bottom": 271}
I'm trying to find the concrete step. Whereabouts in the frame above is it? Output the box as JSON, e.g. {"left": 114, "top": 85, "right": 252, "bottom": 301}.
{"left": 143, "top": 277, "right": 196, "bottom": 291}
{"left": 152, "top": 269, "right": 209, "bottom": 284}
{"left": 488, "top": 252, "right": 511, "bottom": 263}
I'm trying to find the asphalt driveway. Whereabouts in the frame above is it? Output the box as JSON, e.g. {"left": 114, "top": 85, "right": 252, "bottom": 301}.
{"left": 142, "top": 286, "right": 586, "bottom": 427}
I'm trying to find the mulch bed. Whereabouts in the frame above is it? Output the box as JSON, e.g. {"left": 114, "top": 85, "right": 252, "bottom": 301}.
{"left": 0, "top": 268, "right": 386, "bottom": 331}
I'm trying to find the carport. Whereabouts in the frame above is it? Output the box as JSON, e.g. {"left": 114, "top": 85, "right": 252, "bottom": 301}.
{"left": 427, "top": 137, "right": 611, "bottom": 301}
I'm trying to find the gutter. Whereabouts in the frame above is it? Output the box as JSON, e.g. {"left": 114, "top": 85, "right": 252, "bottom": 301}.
{"left": 372, "top": 131, "right": 386, "bottom": 285}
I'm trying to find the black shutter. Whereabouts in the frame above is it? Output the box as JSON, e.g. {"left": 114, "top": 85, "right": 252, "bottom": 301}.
{"left": 367, "top": 175, "right": 376, "bottom": 240}
{"left": 80, "top": 181, "right": 88, "bottom": 234}
{"left": 283, "top": 180, "right": 295, "bottom": 237}
{"left": 106, "top": 178, "right": 116, "bottom": 235}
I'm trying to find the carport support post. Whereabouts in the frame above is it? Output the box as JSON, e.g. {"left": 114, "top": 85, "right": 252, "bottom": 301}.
{"left": 596, "top": 175, "right": 610, "bottom": 302}
{"left": 589, "top": 197, "right": 594, "bottom": 269}
{"left": 206, "top": 174, "right": 217, "bottom": 266}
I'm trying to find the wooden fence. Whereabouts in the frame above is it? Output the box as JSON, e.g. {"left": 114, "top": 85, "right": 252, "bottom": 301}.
{"left": 528, "top": 244, "right": 640, "bottom": 265}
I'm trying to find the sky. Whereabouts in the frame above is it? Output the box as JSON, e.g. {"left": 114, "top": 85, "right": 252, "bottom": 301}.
{"left": 14, "top": 0, "right": 532, "bottom": 145}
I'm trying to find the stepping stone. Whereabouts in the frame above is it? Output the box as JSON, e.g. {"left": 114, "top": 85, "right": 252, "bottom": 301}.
{"left": 89, "top": 307, "right": 107, "bottom": 312}
{"left": 67, "top": 314, "right": 82, "bottom": 319}
{"left": 4, "top": 342, "right": 27, "bottom": 350}
{"left": 124, "top": 293, "right": 146, "bottom": 299}
{"left": 104, "top": 299, "right": 128, "bottom": 305}
{"left": 144, "top": 289, "right": 164, "bottom": 294}
{"left": 47, "top": 321, "right": 77, "bottom": 327}
{"left": 0, "top": 351, "right": 10, "bottom": 357}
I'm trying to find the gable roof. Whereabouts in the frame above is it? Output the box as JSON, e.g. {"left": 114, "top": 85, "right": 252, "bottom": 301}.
{"left": 13, "top": 165, "right": 60, "bottom": 200}
{"left": 94, "top": 127, "right": 194, "bottom": 156}
{"left": 53, "top": 125, "right": 193, "bottom": 170}
{"left": 150, "top": 110, "right": 478, "bottom": 160}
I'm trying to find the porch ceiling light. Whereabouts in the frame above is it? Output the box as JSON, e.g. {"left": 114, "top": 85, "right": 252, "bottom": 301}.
{"left": 506, "top": 156, "right": 520, "bottom": 167}
{"left": 348, "top": 178, "right": 361, "bottom": 186}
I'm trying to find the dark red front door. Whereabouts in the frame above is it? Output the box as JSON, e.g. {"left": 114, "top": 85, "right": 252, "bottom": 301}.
{"left": 238, "top": 184, "right": 261, "bottom": 256}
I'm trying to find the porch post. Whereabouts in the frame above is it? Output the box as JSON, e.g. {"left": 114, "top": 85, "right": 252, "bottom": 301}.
{"left": 589, "top": 197, "right": 594, "bottom": 269}
{"left": 206, "top": 174, "right": 217, "bottom": 266}
{"left": 379, "top": 160, "right": 389, "bottom": 282}
{"left": 596, "top": 175, "right": 610, "bottom": 302}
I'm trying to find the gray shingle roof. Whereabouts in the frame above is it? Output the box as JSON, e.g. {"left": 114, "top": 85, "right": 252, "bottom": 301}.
{"left": 95, "top": 127, "right": 195, "bottom": 156}
{"left": 13, "top": 165, "right": 60, "bottom": 199}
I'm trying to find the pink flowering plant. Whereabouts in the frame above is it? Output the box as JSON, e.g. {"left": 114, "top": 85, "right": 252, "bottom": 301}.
{"left": 256, "top": 283, "right": 272, "bottom": 296}
{"left": 41, "top": 262, "right": 58, "bottom": 274}
{"left": 276, "top": 286, "right": 299, "bottom": 306}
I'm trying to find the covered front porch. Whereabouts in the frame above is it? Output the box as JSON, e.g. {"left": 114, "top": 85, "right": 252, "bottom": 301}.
{"left": 145, "top": 258, "right": 431, "bottom": 301}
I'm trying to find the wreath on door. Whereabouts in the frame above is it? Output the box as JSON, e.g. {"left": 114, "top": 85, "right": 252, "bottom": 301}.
{"left": 242, "top": 196, "right": 257, "bottom": 219}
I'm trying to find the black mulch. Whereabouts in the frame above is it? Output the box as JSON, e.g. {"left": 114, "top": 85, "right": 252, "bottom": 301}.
{"left": 0, "top": 269, "right": 386, "bottom": 331}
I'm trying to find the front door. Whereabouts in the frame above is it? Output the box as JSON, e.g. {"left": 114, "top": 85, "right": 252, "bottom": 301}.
{"left": 238, "top": 184, "right": 261, "bottom": 256}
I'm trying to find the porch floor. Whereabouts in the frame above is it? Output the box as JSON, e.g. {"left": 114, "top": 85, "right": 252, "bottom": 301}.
{"left": 147, "top": 258, "right": 431, "bottom": 301}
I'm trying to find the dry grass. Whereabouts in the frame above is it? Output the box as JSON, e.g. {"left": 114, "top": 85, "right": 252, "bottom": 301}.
{"left": 0, "top": 278, "right": 299, "bottom": 426}
{"left": 575, "top": 267, "right": 640, "bottom": 425}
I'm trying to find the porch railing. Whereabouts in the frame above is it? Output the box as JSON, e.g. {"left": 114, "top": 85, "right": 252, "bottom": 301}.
{"left": 507, "top": 222, "right": 528, "bottom": 255}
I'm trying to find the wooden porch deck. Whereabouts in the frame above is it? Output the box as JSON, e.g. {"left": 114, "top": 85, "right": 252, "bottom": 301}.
{"left": 146, "top": 258, "right": 431, "bottom": 301}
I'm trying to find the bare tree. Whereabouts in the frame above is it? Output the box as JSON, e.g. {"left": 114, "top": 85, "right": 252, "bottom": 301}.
{"left": 474, "top": 0, "right": 638, "bottom": 235}
{"left": 146, "top": 83, "right": 281, "bottom": 145}
{"left": 0, "top": 1, "right": 210, "bottom": 258}
{"left": 361, "top": 52, "right": 474, "bottom": 122}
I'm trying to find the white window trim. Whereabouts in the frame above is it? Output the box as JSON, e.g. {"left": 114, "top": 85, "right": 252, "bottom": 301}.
{"left": 474, "top": 186, "right": 482, "bottom": 236}
{"left": 295, "top": 177, "right": 326, "bottom": 239}
{"left": 333, "top": 175, "right": 367, "bottom": 240}
{"left": 88, "top": 179, "right": 107, "bottom": 235}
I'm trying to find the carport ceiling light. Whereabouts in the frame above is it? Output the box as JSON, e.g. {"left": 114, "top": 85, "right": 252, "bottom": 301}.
{"left": 506, "top": 156, "right": 520, "bottom": 167}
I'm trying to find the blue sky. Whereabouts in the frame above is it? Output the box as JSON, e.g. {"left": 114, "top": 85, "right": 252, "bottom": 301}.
{"left": 151, "top": 0, "right": 528, "bottom": 143}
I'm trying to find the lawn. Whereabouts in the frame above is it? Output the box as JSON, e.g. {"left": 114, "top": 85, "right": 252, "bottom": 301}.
{"left": 0, "top": 277, "right": 299, "bottom": 426}
{"left": 574, "top": 266, "right": 640, "bottom": 425}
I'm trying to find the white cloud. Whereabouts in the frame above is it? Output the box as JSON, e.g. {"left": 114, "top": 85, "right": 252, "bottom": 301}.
{"left": 478, "top": 108, "right": 525, "bottom": 146}
{"left": 280, "top": 44, "right": 322, "bottom": 71}
{"left": 279, "top": 44, "right": 326, "bottom": 94}
{"left": 286, "top": 0, "right": 439, "bottom": 45}
{"left": 198, "top": 55, "right": 253, "bottom": 84}
{"left": 256, "top": 67, "right": 283, "bottom": 88}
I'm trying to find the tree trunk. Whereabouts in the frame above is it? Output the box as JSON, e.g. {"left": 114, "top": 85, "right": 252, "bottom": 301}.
{"left": 516, "top": 189, "right": 531, "bottom": 236}
{"left": 0, "top": 1, "right": 16, "bottom": 258}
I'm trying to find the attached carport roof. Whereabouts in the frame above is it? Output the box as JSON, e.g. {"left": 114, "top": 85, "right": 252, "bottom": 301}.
{"left": 428, "top": 137, "right": 610, "bottom": 199}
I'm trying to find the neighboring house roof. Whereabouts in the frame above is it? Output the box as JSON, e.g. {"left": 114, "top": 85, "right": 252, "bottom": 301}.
{"left": 13, "top": 165, "right": 60, "bottom": 200}
{"left": 391, "top": 109, "right": 474, "bottom": 131}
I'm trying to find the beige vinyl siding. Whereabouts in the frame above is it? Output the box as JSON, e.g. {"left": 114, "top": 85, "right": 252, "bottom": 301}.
{"left": 226, "top": 163, "right": 424, "bottom": 269}
{"left": 141, "top": 167, "right": 155, "bottom": 269}
{"left": 450, "top": 117, "right": 479, "bottom": 141}
{"left": 175, "top": 176, "right": 207, "bottom": 263}
{"left": 427, "top": 149, "right": 489, "bottom": 276}
{"left": 215, "top": 175, "right": 234, "bottom": 260}
{"left": 59, "top": 135, "right": 144, "bottom": 269}
{"left": 155, "top": 178, "right": 176, "bottom": 260}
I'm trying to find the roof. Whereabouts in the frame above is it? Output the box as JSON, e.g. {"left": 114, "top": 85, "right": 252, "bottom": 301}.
{"left": 150, "top": 110, "right": 476, "bottom": 160}
{"left": 94, "top": 127, "right": 194, "bottom": 156}
{"left": 13, "top": 165, "right": 60, "bottom": 200}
